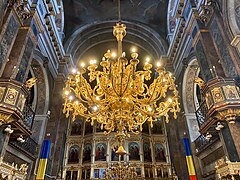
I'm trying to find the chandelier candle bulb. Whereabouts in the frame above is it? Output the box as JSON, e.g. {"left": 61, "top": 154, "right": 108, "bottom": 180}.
{"left": 156, "top": 61, "right": 161, "bottom": 67}
{"left": 80, "top": 62, "right": 85, "bottom": 67}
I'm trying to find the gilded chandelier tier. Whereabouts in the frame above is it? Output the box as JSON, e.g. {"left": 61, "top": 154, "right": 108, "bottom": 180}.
{"left": 63, "top": 22, "right": 180, "bottom": 136}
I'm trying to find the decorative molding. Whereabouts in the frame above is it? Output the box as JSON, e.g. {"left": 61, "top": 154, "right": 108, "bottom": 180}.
{"left": 231, "top": 35, "right": 240, "bottom": 47}
{"left": 0, "top": 157, "right": 28, "bottom": 180}
{"left": 215, "top": 157, "right": 240, "bottom": 178}
{"left": 198, "top": 0, "right": 216, "bottom": 25}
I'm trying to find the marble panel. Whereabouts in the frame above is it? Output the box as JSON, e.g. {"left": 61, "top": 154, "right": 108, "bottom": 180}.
{"left": 16, "top": 37, "right": 34, "bottom": 82}
{"left": 210, "top": 19, "right": 238, "bottom": 77}
{"left": 0, "top": 15, "right": 19, "bottom": 68}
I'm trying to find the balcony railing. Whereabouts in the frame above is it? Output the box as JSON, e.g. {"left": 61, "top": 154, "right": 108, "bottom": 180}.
{"left": 9, "top": 137, "right": 37, "bottom": 156}
{"left": 195, "top": 100, "right": 208, "bottom": 129}
{"left": 22, "top": 104, "right": 35, "bottom": 129}
{"left": 194, "top": 134, "right": 220, "bottom": 154}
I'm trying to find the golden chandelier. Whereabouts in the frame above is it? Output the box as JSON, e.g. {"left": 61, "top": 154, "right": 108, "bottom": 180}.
{"left": 63, "top": 22, "right": 180, "bottom": 138}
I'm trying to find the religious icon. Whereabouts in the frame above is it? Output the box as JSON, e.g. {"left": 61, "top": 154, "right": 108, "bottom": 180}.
{"left": 143, "top": 142, "right": 152, "bottom": 162}
{"left": 223, "top": 86, "right": 239, "bottom": 99}
{"left": 68, "top": 145, "right": 80, "bottom": 163}
{"left": 152, "top": 120, "right": 163, "bottom": 134}
{"left": 129, "top": 142, "right": 140, "bottom": 161}
{"left": 142, "top": 122, "right": 149, "bottom": 134}
{"left": 71, "top": 119, "right": 82, "bottom": 135}
{"left": 83, "top": 144, "right": 92, "bottom": 163}
{"left": 155, "top": 144, "right": 166, "bottom": 162}
{"left": 84, "top": 122, "right": 93, "bottom": 135}
{"left": 205, "top": 92, "right": 213, "bottom": 109}
{"left": 95, "top": 143, "right": 107, "bottom": 161}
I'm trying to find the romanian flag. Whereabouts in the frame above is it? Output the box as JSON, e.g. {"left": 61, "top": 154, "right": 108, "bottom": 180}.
{"left": 183, "top": 138, "right": 197, "bottom": 180}
{"left": 36, "top": 140, "right": 51, "bottom": 180}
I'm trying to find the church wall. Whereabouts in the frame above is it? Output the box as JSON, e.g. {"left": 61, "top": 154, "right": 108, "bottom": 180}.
{"left": 168, "top": 0, "right": 240, "bottom": 179}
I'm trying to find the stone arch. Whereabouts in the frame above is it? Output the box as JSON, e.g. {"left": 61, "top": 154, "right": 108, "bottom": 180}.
{"left": 31, "top": 50, "right": 50, "bottom": 115}
{"left": 182, "top": 58, "right": 201, "bottom": 141}
{"left": 223, "top": 0, "right": 240, "bottom": 36}
{"left": 222, "top": 0, "right": 240, "bottom": 53}
{"left": 64, "top": 20, "right": 168, "bottom": 65}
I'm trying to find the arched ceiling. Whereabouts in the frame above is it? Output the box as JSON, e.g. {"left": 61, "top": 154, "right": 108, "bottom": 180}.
{"left": 63, "top": 0, "right": 169, "bottom": 40}
{"left": 62, "top": 0, "right": 170, "bottom": 66}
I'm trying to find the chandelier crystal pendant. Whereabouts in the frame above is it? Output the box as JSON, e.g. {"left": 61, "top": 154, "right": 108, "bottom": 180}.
{"left": 63, "top": 21, "right": 180, "bottom": 137}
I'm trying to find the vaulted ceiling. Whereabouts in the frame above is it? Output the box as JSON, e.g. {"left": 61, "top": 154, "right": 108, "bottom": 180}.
{"left": 62, "top": 0, "right": 169, "bottom": 64}
{"left": 63, "top": 0, "right": 169, "bottom": 40}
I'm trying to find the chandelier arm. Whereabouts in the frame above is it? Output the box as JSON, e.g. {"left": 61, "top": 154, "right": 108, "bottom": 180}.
{"left": 135, "top": 83, "right": 149, "bottom": 97}
{"left": 121, "top": 70, "right": 131, "bottom": 96}
{"left": 133, "top": 103, "right": 153, "bottom": 118}
{"left": 147, "top": 78, "right": 158, "bottom": 103}
{"left": 96, "top": 73, "right": 110, "bottom": 96}
{"left": 111, "top": 74, "right": 121, "bottom": 97}
{"left": 70, "top": 84, "right": 90, "bottom": 104}
{"left": 75, "top": 93, "right": 89, "bottom": 104}
{"left": 82, "top": 78, "right": 96, "bottom": 103}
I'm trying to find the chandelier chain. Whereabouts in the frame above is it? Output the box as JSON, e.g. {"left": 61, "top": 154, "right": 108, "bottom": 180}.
{"left": 118, "top": 0, "right": 121, "bottom": 22}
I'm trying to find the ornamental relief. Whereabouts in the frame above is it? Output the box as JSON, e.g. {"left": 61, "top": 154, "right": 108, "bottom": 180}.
{"left": 184, "top": 63, "right": 200, "bottom": 113}
{"left": 211, "top": 87, "right": 224, "bottom": 103}
{"left": 4, "top": 88, "right": 18, "bottom": 105}
{"left": 0, "top": 87, "right": 6, "bottom": 101}
{"left": 152, "top": 137, "right": 166, "bottom": 144}
{"left": 66, "top": 138, "right": 82, "bottom": 146}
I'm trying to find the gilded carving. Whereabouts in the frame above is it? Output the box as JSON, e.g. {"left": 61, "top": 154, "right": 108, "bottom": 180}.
{"left": 0, "top": 113, "right": 14, "bottom": 126}
{"left": 17, "top": 94, "right": 26, "bottom": 111}
{"left": 194, "top": 77, "right": 205, "bottom": 89}
{"left": 4, "top": 88, "right": 18, "bottom": 105}
{"left": 0, "top": 157, "right": 28, "bottom": 179}
{"left": 223, "top": 85, "right": 239, "bottom": 100}
{"left": 215, "top": 109, "right": 240, "bottom": 122}
{"left": 211, "top": 87, "right": 224, "bottom": 103}
{"left": 0, "top": 87, "right": 5, "bottom": 101}
{"left": 198, "top": 0, "right": 215, "bottom": 25}
{"left": 9, "top": 0, "right": 32, "bottom": 20}
{"left": 25, "top": 77, "right": 37, "bottom": 90}
{"left": 205, "top": 92, "right": 213, "bottom": 109}
{"left": 215, "top": 157, "right": 240, "bottom": 178}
